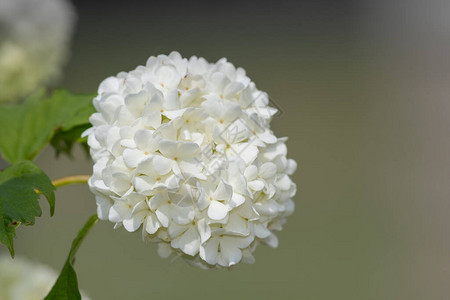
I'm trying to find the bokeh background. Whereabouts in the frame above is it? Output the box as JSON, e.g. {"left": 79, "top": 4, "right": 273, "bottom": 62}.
{"left": 1, "top": 0, "right": 450, "bottom": 299}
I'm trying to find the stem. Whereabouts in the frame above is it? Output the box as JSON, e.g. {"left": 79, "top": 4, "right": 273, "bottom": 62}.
{"left": 68, "top": 214, "right": 99, "bottom": 264}
{"left": 44, "top": 214, "right": 99, "bottom": 299}
{"left": 35, "top": 175, "right": 90, "bottom": 195}
{"left": 51, "top": 175, "right": 90, "bottom": 188}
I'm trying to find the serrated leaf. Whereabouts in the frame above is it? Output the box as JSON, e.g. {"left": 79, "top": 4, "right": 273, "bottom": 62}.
{"left": 45, "top": 214, "right": 98, "bottom": 300}
{"left": 0, "top": 89, "right": 95, "bottom": 164}
{"left": 0, "top": 161, "right": 55, "bottom": 256}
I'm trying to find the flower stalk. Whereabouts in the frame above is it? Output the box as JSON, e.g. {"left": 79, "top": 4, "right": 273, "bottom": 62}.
{"left": 34, "top": 175, "right": 89, "bottom": 195}
{"left": 51, "top": 175, "right": 90, "bottom": 188}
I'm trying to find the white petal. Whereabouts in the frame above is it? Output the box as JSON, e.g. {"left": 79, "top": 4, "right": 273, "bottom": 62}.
{"left": 248, "top": 180, "right": 264, "bottom": 191}
{"left": 155, "top": 64, "right": 182, "bottom": 89}
{"left": 168, "top": 222, "right": 188, "bottom": 238}
{"left": 213, "top": 180, "right": 232, "bottom": 201}
{"left": 286, "top": 159, "right": 297, "bottom": 175}
{"left": 258, "top": 130, "right": 277, "bottom": 144}
{"left": 158, "top": 139, "right": 178, "bottom": 158}
{"left": 135, "top": 157, "right": 157, "bottom": 176}
{"left": 235, "top": 199, "right": 259, "bottom": 220}
{"left": 152, "top": 155, "right": 173, "bottom": 175}
{"left": 109, "top": 202, "right": 131, "bottom": 223}
{"left": 198, "top": 190, "right": 211, "bottom": 211}
{"left": 230, "top": 235, "right": 254, "bottom": 249}
{"left": 274, "top": 155, "right": 288, "bottom": 172}
{"left": 224, "top": 214, "right": 249, "bottom": 236}
{"left": 221, "top": 101, "right": 243, "bottom": 123}
{"left": 148, "top": 192, "right": 167, "bottom": 210}
{"left": 121, "top": 139, "right": 136, "bottom": 148}
{"left": 135, "top": 129, "right": 157, "bottom": 153}
{"left": 224, "top": 82, "right": 245, "bottom": 98}
{"left": 123, "top": 148, "right": 147, "bottom": 168}
{"left": 237, "top": 144, "right": 258, "bottom": 165}
{"left": 96, "top": 196, "right": 112, "bottom": 220}
{"left": 131, "top": 201, "right": 148, "bottom": 214}
{"left": 144, "top": 214, "right": 161, "bottom": 234}
{"left": 172, "top": 206, "right": 195, "bottom": 225}
{"left": 123, "top": 211, "right": 146, "bottom": 232}
{"left": 178, "top": 160, "right": 205, "bottom": 179}
{"left": 199, "top": 238, "right": 219, "bottom": 265}
{"left": 259, "top": 162, "right": 277, "bottom": 179}
{"left": 110, "top": 173, "right": 132, "bottom": 195}
{"left": 229, "top": 173, "right": 248, "bottom": 196}
{"left": 276, "top": 174, "right": 293, "bottom": 191}
{"left": 163, "top": 108, "right": 187, "bottom": 119}
{"left": 208, "top": 201, "right": 229, "bottom": 220}
{"left": 157, "top": 243, "right": 173, "bottom": 258}
{"left": 178, "top": 142, "right": 199, "bottom": 157}
{"left": 244, "top": 165, "right": 258, "bottom": 180}
{"left": 241, "top": 249, "right": 256, "bottom": 264}
{"left": 219, "top": 239, "right": 242, "bottom": 267}
{"left": 263, "top": 233, "right": 279, "bottom": 248}
{"left": 125, "top": 90, "right": 149, "bottom": 117}
{"left": 180, "top": 88, "right": 200, "bottom": 107}
{"left": 98, "top": 76, "right": 120, "bottom": 94}
{"left": 255, "top": 200, "right": 279, "bottom": 216}
{"left": 230, "top": 193, "right": 246, "bottom": 208}
{"left": 156, "top": 208, "right": 170, "bottom": 227}
{"left": 142, "top": 92, "right": 163, "bottom": 114}
{"left": 210, "top": 72, "right": 230, "bottom": 93}
{"left": 133, "top": 176, "right": 155, "bottom": 195}
{"left": 285, "top": 198, "right": 295, "bottom": 215}
{"left": 164, "top": 88, "right": 180, "bottom": 110}
{"left": 154, "top": 122, "right": 178, "bottom": 140}
{"left": 239, "top": 84, "right": 256, "bottom": 108}
{"left": 142, "top": 111, "right": 161, "bottom": 129}
{"left": 254, "top": 222, "right": 271, "bottom": 239}
{"left": 171, "top": 226, "right": 200, "bottom": 256}
{"left": 197, "top": 219, "right": 211, "bottom": 243}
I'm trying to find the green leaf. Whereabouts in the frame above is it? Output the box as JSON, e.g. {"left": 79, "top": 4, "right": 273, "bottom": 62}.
{"left": 45, "top": 214, "right": 98, "bottom": 300}
{"left": 0, "top": 161, "right": 55, "bottom": 256}
{"left": 50, "top": 124, "right": 91, "bottom": 158}
{"left": 0, "top": 89, "right": 95, "bottom": 164}
{"left": 45, "top": 262, "right": 81, "bottom": 300}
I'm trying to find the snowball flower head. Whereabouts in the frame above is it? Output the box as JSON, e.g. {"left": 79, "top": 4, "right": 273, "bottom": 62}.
{"left": 0, "top": 0, "right": 76, "bottom": 102}
{"left": 86, "top": 52, "right": 297, "bottom": 268}
{"left": 0, "top": 255, "right": 90, "bottom": 300}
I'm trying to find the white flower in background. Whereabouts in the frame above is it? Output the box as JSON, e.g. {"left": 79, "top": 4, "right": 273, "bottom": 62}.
{"left": 86, "top": 52, "right": 297, "bottom": 268}
{"left": 0, "top": 255, "right": 90, "bottom": 300}
{"left": 0, "top": 0, "right": 76, "bottom": 102}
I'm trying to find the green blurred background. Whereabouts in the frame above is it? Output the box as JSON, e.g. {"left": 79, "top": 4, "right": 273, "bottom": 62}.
{"left": 2, "top": 0, "right": 450, "bottom": 299}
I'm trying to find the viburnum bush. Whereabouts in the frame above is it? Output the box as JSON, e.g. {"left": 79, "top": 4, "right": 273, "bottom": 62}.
{"left": 0, "top": 0, "right": 76, "bottom": 103}
{"left": 0, "top": 52, "right": 297, "bottom": 298}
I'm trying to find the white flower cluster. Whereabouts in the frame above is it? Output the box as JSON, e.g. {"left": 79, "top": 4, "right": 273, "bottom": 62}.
{"left": 0, "top": 0, "right": 76, "bottom": 102}
{"left": 86, "top": 52, "right": 297, "bottom": 268}
{"left": 0, "top": 255, "right": 90, "bottom": 300}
